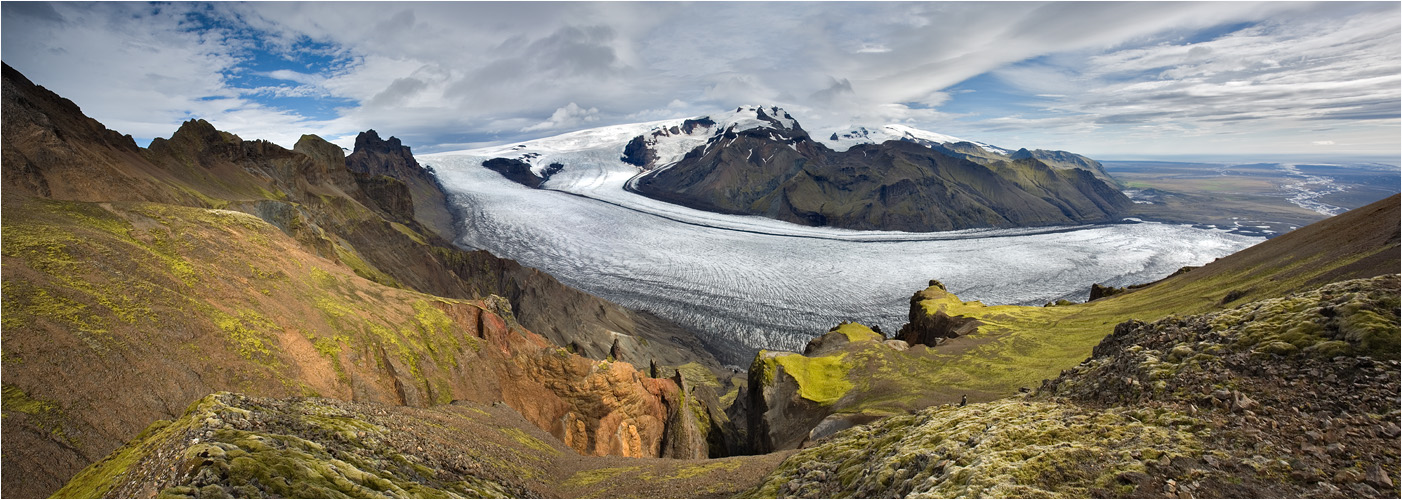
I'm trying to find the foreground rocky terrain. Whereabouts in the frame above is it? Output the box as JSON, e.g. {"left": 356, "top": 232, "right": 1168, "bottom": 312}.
{"left": 54, "top": 392, "right": 791, "bottom": 499}
{"left": 734, "top": 194, "right": 1399, "bottom": 455}
{"left": 51, "top": 275, "right": 1400, "bottom": 498}
{"left": 750, "top": 275, "right": 1400, "bottom": 498}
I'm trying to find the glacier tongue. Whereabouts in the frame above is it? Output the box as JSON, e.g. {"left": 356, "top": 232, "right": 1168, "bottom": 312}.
{"left": 421, "top": 145, "right": 1264, "bottom": 364}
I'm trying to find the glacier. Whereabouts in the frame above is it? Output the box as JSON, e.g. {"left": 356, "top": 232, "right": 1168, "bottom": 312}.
{"left": 420, "top": 120, "right": 1265, "bottom": 363}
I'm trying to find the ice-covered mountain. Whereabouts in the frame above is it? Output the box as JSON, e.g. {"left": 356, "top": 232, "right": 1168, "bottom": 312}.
{"left": 826, "top": 124, "right": 1011, "bottom": 155}
{"left": 450, "top": 105, "right": 1130, "bottom": 232}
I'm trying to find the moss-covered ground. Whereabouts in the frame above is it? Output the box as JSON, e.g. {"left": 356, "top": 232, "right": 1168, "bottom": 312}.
{"left": 0, "top": 196, "right": 527, "bottom": 496}
{"left": 753, "top": 276, "right": 1400, "bottom": 499}
{"left": 749, "top": 399, "right": 1206, "bottom": 498}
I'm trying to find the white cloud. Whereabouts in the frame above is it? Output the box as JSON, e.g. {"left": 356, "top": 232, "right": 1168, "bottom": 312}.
{"left": 264, "top": 69, "right": 323, "bottom": 85}
{"left": 521, "top": 103, "right": 601, "bottom": 132}
{"left": 1, "top": 1, "right": 1395, "bottom": 157}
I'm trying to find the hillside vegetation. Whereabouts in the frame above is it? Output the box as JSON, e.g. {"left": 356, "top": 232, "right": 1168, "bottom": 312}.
{"left": 751, "top": 275, "right": 1400, "bottom": 498}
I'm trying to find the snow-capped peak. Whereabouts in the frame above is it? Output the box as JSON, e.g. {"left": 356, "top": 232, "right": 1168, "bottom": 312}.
{"left": 430, "top": 105, "right": 814, "bottom": 177}
{"left": 715, "top": 105, "right": 800, "bottom": 133}
{"left": 825, "top": 124, "right": 1010, "bottom": 155}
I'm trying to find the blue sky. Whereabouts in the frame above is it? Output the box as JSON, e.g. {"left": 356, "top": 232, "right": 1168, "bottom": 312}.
{"left": 2, "top": 2, "right": 1398, "bottom": 160}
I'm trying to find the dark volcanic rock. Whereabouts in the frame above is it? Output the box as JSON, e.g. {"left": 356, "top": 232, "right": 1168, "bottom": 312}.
{"left": 345, "top": 129, "right": 457, "bottom": 240}
{"left": 622, "top": 135, "right": 654, "bottom": 167}
{"left": 482, "top": 157, "right": 553, "bottom": 188}
{"left": 745, "top": 352, "right": 828, "bottom": 454}
{"left": 1088, "top": 282, "right": 1125, "bottom": 301}
{"left": 897, "top": 281, "right": 982, "bottom": 346}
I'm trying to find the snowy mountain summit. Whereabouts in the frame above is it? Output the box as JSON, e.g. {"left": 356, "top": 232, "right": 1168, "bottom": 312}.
{"left": 826, "top": 124, "right": 1011, "bottom": 155}
{"left": 621, "top": 105, "right": 809, "bottom": 170}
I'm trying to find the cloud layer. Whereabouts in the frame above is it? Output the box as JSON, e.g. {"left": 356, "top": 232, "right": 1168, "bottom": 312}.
{"left": 2, "top": 2, "right": 1397, "bottom": 157}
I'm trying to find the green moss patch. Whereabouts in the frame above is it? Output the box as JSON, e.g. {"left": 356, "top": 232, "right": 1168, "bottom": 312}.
{"left": 773, "top": 352, "right": 855, "bottom": 405}
{"left": 499, "top": 427, "right": 561, "bottom": 457}
{"left": 211, "top": 309, "right": 279, "bottom": 361}
{"left": 667, "top": 459, "right": 743, "bottom": 480}
{"left": 749, "top": 400, "right": 1204, "bottom": 498}
{"left": 831, "top": 322, "right": 884, "bottom": 343}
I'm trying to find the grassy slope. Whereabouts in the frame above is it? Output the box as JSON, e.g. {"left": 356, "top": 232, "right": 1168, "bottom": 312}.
{"left": 1, "top": 195, "right": 496, "bottom": 493}
{"left": 771, "top": 195, "right": 1399, "bottom": 415}
{"left": 0, "top": 194, "right": 725, "bottom": 496}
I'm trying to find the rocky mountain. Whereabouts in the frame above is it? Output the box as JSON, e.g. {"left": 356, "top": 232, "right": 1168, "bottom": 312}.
{"left": 344, "top": 129, "right": 456, "bottom": 240}
{"left": 828, "top": 124, "right": 1118, "bottom": 186}
{"left": 628, "top": 106, "right": 1133, "bottom": 232}
{"left": 0, "top": 63, "right": 734, "bottom": 498}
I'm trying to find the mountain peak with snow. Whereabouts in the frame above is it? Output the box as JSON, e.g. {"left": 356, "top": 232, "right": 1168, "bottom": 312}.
{"left": 717, "top": 105, "right": 802, "bottom": 133}
{"left": 825, "top": 124, "right": 1009, "bottom": 155}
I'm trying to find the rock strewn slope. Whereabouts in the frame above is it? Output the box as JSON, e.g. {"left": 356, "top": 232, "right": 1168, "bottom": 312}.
{"left": 749, "top": 275, "right": 1401, "bottom": 498}
{"left": 56, "top": 392, "right": 789, "bottom": 499}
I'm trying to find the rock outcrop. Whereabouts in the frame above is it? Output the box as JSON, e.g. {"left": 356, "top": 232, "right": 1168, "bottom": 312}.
{"left": 896, "top": 280, "right": 982, "bottom": 346}
{"left": 1088, "top": 282, "right": 1126, "bottom": 301}
{"left": 344, "top": 129, "right": 457, "bottom": 240}
{"left": 745, "top": 351, "right": 830, "bottom": 454}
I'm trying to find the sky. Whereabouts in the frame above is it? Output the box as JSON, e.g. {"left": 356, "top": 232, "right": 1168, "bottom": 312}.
{"left": 2, "top": 1, "right": 1399, "bottom": 160}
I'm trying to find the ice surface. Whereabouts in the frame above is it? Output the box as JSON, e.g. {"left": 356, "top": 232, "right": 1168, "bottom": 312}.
{"left": 422, "top": 145, "right": 1265, "bottom": 361}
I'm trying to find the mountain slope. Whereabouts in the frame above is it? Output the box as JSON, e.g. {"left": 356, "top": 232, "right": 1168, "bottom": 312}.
{"left": 750, "top": 275, "right": 1399, "bottom": 498}
{"left": 629, "top": 106, "right": 1133, "bottom": 232}
{"left": 736, "top": 194, "right": 1399, "bottom": 452}
{"left": 0, "top": 63, "right": 733, "bottom": 498}
{"left": 827, "top": 123, "right": 1118, "bottom": 186}
{"left": 3, "top": 63, "right": 719, "bottom": 373}
{"left": 2, "top": 193, "right": 736, "bottom": 497}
